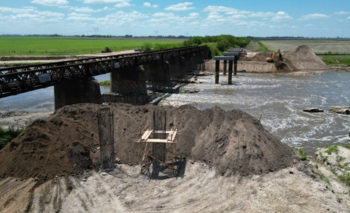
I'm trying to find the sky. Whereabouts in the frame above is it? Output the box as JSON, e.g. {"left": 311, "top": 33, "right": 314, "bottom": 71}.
{"left": 0, "top": 0, "right": 350, "bottom": 37}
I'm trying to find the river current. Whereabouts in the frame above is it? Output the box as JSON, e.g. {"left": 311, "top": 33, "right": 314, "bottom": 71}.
{"left": 0, "top": 72, "right": 349, "bottom": 155}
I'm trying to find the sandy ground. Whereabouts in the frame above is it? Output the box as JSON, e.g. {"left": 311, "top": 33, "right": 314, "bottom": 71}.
{"left": 0, "top": 50, "right": 136, "bottom": 65}
{"left": 0, "top": 160, "right": 349, "bottom": 213}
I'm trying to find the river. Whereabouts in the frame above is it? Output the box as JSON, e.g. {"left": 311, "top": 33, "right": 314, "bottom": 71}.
{"left": 0, "top": 71, "right": 349, "bottom": 155}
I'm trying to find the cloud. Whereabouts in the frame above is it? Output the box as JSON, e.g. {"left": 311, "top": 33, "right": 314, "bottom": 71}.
{"left": 114, "top": 2, "right": 133, "bottom": 8}
{"left": 31, "top": 0, "right": 68, "bottom": 7}
{"left": 334, "top": 11, "right": 349, "bottom": 15}
{"left": 304, "top": 24, "right": 313, "bottom": 27}
{"left": 0, "top": 6, "right": 65, "bottom": 23}
{"left": 144, "top": 2, "right": 158, "bottom": 8}
{"left": 299, "top": 14, "right": 330, "bottom": 20}
{"left": 165, "top": 2, "right": 195, "bottom": 11}
{"left": 67, "top": 12, "right": 93, "bottom": 21}
{"left": 79, "top": 0, "right": 130, "bottom": 3}
{"left": 203, "top": 6, "right": 291, "bottom": 22}
{"left": 96, "top": 11, "right": 148, "bottom": 25}
{"left": 348, "top": 16, "right": 350, "bottom": 19}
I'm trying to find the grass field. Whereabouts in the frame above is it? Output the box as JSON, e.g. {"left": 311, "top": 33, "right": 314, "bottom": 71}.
{"left": 260, "top": 39, "right": 350, "bottom": 53}
{"left": 319, "top": 55, "right": 350, "bottom": 65}
{"left": 0, "top": 37, "right": 183, "bottom": 57}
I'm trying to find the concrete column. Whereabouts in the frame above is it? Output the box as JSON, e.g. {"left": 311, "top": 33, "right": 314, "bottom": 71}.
{"left": 228, "top": 60, "right": 233, "bottom": 85}
{"left": 110, "top": 65, "right": 147, "bottom": 95}
{"left": 234, "top": 57, "right": 238, "bottom": 76}
{"left": 223, "top": 60, "right": 227, "bottom": 76}
{"left": 54, "top": 77, "right": 102, "bottom": 111}
{"left": 184, "top": 53, "right": 198, "bottom": 73}
{"left": 144, "top": 60, "right": 171, "bottom": 84}
{"left": 98, "top": 108, "right": 115, "bottom": 172}
{"left": 215, "top": 60, "right": 220, "bottom": 84}
{"left": 168, "top": 56, "right": 186, "bottom": 79}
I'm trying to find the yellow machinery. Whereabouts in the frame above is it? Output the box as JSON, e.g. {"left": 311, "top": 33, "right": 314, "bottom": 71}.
{"left": 266, "top": 49, "right": 282, "bottom": 62}
{"left": 101, "top": 47, "right": 112, "bottom": 53}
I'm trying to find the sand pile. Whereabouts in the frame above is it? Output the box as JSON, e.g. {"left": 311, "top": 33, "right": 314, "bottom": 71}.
{"left": 0, "top": 104, "right": 296, "bottom": 180}
{"left": 243, "top": 45, "right": 327, "bottom": 72}
{"left": 282, "top": 45, "right": 327, "bottom": 71}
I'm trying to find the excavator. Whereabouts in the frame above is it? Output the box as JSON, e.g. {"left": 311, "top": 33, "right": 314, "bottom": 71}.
{"left": 266, "top": 49, "right": 282, "bottom": 63}
{"left": 101, "top": 47, "right": 112, "bottom": 53}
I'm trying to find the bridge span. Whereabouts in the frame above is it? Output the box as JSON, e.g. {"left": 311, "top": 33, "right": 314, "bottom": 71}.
{"left": 0, "top": 46, "right": 210, "bottom": 109}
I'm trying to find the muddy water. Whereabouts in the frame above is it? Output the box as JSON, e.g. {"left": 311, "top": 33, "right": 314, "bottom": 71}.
{"left": 168, "top": 72, "right": 350, "bottom": 155}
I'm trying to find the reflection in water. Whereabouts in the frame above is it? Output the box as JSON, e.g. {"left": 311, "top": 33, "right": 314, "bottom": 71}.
{"left": 166, "top": 72, "right": 350, "bottom": 155}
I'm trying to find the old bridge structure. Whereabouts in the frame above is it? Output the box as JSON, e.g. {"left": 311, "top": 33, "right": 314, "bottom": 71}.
{"left": 0, "top": 46, "right": 209, "bottom": 110}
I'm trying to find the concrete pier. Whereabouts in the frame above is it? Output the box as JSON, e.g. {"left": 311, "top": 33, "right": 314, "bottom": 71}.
{"left": 110, "top": 65, "right": 147, "bottom": 95}
{"left": 228, "top": 60, "right": 233, "bottom": 85}
{"left": 223, "top": 60, "right": 227, "bottom": 76}
{"left": 215, "top": 60, "right": 220, "bottom": 84}
{"left": 168, "top": 56, "right": 186, "bottom": 80}
{"left": 54, "top": 77, "right": 102, "bottom": 110}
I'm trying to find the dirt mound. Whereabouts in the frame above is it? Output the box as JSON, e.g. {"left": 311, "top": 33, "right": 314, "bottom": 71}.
{"left": 246, "top": 52, "right": 272, "bottom": 62}
{"left": 282, "top": 45, "right": 327, "bottom": 71}
{"left": 243, "top": 46, "right": 327, "bottom": 72}
{"left": 0, "top": 104, "right": 296, "bottom": 180}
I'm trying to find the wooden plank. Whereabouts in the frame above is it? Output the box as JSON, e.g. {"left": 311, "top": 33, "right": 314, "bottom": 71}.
{"left": 144, "top": 139, "right": 171, "bottom": 143}
{"left": 154, "top": 131, "right": 172, "bottom": 134}
{"left": 141, "top": 130, "right": 153, "bottom": 140}
{"left": 141, "top": 149, "right": 174, "bottom": 170}
{"left": 171, "top": 130, "right": 177, "bottom": 141}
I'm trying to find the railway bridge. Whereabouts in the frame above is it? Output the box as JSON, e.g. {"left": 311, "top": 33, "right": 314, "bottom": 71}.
{"left": 0, "top": 46, "right": 210, "bottom": 110}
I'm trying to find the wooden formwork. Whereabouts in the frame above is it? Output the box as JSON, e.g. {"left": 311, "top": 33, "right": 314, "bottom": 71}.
{"left": 135, "top": 124, "right": 178, "bottom": 174}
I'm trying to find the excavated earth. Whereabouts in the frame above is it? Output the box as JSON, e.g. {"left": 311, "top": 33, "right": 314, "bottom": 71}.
{"left": 240, "top": 45, "right": 329, "bottom": 73}
{"left": 1, "top": 104, "right": 350, "bottom": 212}
{"left": 0, "top": 103, "right": 295, "bottom": 182}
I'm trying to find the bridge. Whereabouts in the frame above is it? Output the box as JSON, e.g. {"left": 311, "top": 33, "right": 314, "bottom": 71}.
{"left": 0, "top": 46, "right": 209, "bottom": 109}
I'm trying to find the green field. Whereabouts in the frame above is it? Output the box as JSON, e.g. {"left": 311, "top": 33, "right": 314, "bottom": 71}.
{"left": 0, "top": 37, "right": 183, "bottom": 56}
{"left": 319, "top": 55, "right": 350, "bottom": 65}
{"left": 260, "top": 39, "right": 350, "bottom": 53}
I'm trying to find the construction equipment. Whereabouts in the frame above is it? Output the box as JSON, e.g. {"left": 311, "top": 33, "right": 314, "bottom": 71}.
{"left": 266, "top": 49, "right": 282, "bottom": 62}
{"left": 101, "top": 47, "right": 112, "bottom": 53}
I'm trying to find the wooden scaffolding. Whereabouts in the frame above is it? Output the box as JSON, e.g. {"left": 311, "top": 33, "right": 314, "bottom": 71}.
{"left": 135, "top": 124, "right": 178, "bottom": 174}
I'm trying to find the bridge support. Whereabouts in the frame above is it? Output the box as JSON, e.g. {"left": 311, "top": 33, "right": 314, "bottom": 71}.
{"left": 223, "top": 60, "right": 227, "bottom": 76}
{"left": 215, "top": 60, "right": 220, "bottom": 84}
{"left": 168, "top": 56, "right": 186, "bottom": 80}
{"left": 228, "top": 60, "right": 233, "bottom": 85}
{"left": 54, "top": 77, "right": 102, "bottom": 111}
{"left": 107, "top": 65, "right": 151, "bottom": 105}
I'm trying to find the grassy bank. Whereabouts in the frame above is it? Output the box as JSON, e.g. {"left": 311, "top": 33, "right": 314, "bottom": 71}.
{"left": 245, "top": 40, "right": 271, "bottom": 52}
{"left": 318, "top": 55, "right": 350, "bottom": 65}
{"left": 142, "top": 35, "right": 251, "bottom": 59}
{"left": 0, "top": 127, "right": 22, "bottom": 150}
{"left": 0, "top": 37, "right": 182, "bottom": 57}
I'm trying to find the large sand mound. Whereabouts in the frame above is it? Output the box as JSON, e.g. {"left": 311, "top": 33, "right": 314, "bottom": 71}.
{"left": 0, "top": 104, "right": 295, "bottom": 180}
{"left": 243, "top": 45, "right": 327, "bottom": 72}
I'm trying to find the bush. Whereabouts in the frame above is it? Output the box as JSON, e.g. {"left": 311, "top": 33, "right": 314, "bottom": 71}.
{"left": 99, "top": 80, "right": 110, "bottom": 86}
{"left": 141, "top": 43, "right": 153, "bottom": 52}
{"left": 0, "top": 127, "right": 22, "bottom": 150}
